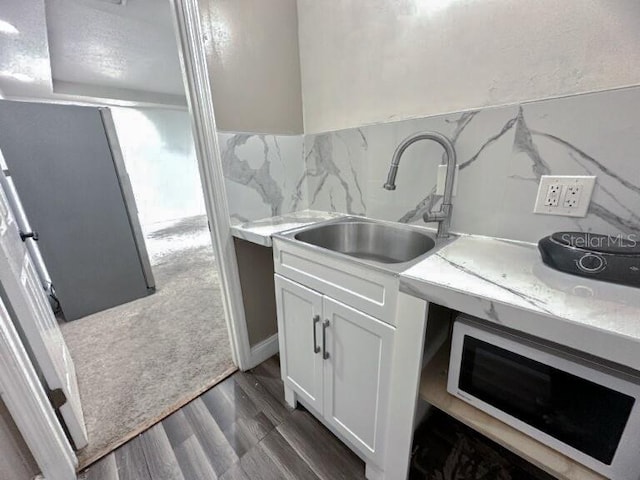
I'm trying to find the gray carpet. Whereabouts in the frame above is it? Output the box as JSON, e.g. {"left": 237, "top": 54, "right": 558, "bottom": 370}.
{"left": 60, "top": 215, "right": 236, "bottom": 469}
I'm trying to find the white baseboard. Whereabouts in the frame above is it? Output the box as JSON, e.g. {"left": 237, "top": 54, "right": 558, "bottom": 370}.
{"left": 247, "top": 333, "right": 279, "bottom": 369}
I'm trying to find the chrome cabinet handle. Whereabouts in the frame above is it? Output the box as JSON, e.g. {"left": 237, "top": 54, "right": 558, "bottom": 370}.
{"left": 312, "top": 315, "right": 320, "bottom": 354}
{"left": 322, "top": 319, "right": 330, "bottom": 360}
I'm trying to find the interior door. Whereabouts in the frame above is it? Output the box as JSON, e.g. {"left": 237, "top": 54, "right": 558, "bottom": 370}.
{"left": 0, "top": 170, "right": 88, "bottom": 449}
{"left": 274, "top": 275, "right": 324, "bottom": 413}
{"left": 322, "top": 296, "right": 394, "bottom": 463}
{"left": 0, "top": 101, "right": 152, "bottom": 321}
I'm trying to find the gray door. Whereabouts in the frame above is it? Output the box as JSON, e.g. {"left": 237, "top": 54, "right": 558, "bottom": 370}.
{"left": 0, "top": 100, "right": 151, "bottom": 320}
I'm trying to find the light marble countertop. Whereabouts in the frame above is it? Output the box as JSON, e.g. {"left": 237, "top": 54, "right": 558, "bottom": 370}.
{"left": 230, "top": 210, "right": 345, "bottom": 247}
{"left": 400, "top": 234, "right": 640, "bottom": 372}
{"left": 231, "top": 210, "right": 640, "bottom": 371}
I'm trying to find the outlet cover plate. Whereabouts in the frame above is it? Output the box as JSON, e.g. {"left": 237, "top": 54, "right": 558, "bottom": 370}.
{"left": 533, "top": 175, "right": 596, "bottom": 217}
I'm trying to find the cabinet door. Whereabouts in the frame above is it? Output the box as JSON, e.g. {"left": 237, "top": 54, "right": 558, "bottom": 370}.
{"left": 322, "top": 297, "right": 394, "bottom": 463}
{"left": 274, "top": 275, "right": 324, "bottom": 413}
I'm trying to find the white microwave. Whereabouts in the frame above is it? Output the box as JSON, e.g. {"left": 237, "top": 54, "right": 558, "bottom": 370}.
{"left": 447, "top": 315, "right": 640, "bottom": 480}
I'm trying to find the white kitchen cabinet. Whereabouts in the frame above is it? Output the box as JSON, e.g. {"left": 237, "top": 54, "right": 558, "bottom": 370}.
{"left": 274, "top": 275, "right": 324, "bottom": 414}
{"left": 323, "top": 296, "right": 394, "bottom": 461}
{"left": 275, "top": 273, "right": 394, "bottom": 471}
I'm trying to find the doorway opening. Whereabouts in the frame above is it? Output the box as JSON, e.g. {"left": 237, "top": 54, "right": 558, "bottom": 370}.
{"left": 0, "top": 0, "right": 239, "bottom": 471}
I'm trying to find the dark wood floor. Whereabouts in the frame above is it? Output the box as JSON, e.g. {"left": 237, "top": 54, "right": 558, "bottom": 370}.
{"left": 80, "top": 357, "right": 366, "bottom": 480}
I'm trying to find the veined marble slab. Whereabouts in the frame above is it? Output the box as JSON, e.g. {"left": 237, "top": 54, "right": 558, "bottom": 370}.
{"left": 230, "top": 210, "right": 345, "bottom": 247}
{"left": 219, "top": 132, "right": 306, "bottom": 223}
{"left": 401, "top": 235, "right": 640, "bottom": 371}
{"left": 222, "top": 87, "right": 640, "bottom": 245}
{"left": 303, "top": 86, "right": 640, "bottom": 243}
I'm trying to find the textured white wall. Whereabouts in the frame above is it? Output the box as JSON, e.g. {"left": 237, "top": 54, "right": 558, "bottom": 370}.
{"left": 199, "top": 0, "right": 304, "bottom": 134}
{"left": 298, "top": 0, "right": 640, "bottom": 133}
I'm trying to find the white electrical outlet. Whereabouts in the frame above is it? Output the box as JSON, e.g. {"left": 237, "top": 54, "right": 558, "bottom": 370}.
{"left": 544, "top": 184, "right": 561, "bottom": 206}
{"left": 563, "top": 184, "right": 582, "bottom": 208}
{"left": 533, "top": 175, "right": 596, "bottom": 217}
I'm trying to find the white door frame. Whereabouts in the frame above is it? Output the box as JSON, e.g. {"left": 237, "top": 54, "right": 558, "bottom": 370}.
{"left": 169, "top": 0, "right": 252, "bottom": 370}
{"left": 0, "top": 295, "right": 77, "bottom": 480}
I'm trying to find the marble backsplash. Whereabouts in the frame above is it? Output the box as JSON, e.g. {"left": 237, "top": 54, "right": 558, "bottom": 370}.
{"left": 221, "top": 86, "right": 640, "bottom": 243}
{"left": 218, "top": 133, "right": 305, "bottom": 223}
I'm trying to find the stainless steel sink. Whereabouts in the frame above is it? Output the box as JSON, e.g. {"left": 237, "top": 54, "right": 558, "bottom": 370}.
{"left": 293, "top": 219, "right": 436, "bottom": 264}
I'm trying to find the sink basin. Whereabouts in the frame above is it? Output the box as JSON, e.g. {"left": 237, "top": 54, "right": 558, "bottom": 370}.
{"left": 294, "top": 220, "right": 436, "bottom": 264}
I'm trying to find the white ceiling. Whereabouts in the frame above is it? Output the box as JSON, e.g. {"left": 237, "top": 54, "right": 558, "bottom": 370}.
{"left": 0, "top": 0, "right": 186, "bottom": 106}
{"left": 0, "top": 0, "right": 52, "bottom": 98}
